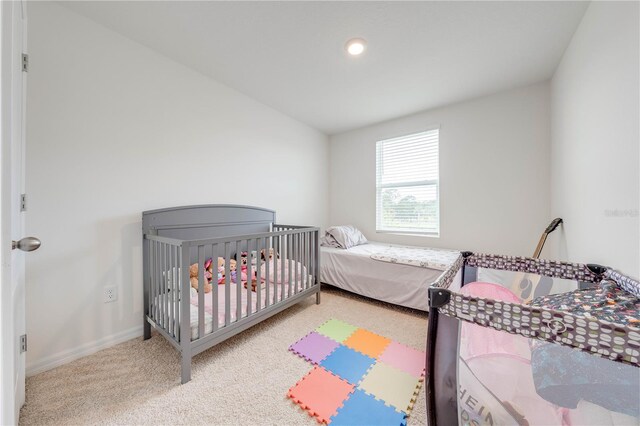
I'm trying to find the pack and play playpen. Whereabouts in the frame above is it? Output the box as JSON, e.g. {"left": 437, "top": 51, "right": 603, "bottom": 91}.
{"left": 426, "top": 252, "right": 640, "bottom": 425}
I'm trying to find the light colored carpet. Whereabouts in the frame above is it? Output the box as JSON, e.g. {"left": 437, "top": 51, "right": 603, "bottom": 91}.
{"left": 20, "top": 287, "right": 428, "bottom": 425}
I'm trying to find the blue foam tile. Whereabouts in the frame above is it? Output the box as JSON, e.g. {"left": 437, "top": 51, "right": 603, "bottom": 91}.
{"left": 320, "top": 345, "right": 376, "bottom": 385}
{"left": 330, "top": 389, "right": 406, "bottom": 426}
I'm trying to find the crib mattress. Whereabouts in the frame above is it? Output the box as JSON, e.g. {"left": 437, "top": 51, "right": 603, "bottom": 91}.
{"left": 320, "top": 242, "right": 447, "bottom": 311}
{"left": 153, "top": 278, "right": 308, "bottom": 340}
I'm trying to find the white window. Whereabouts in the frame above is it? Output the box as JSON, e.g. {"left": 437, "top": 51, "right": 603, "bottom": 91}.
{"left": 376, "top": 129, "right": 440, "bottom": 236}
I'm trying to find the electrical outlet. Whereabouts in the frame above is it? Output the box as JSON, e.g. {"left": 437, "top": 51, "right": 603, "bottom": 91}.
{"left": 104, "top": 286, "right": 117, "bottom": 303}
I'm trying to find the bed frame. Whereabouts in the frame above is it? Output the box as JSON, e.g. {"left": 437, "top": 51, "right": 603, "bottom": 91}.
{"left": 142, "top": 205, "right": 320, "bottom": 383}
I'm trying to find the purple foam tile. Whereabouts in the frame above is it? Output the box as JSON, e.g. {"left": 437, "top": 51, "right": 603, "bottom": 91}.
{"left": 290, "top": 331, "right": 341, "bottom": 364}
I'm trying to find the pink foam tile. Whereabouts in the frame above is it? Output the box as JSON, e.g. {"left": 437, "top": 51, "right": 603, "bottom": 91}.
{"left": 378, "top": 341, "right": 426, "bottom": 378}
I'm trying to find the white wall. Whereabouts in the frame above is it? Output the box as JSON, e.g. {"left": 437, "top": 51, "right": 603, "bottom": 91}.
{"left": 550, "top": 1, "right": 639, "bottom": 278}
{"left": 330, "top": 82, "right": 551, "bottom": 256}
{"left": 25, "top": 2, "right": 329, "bottom": 374}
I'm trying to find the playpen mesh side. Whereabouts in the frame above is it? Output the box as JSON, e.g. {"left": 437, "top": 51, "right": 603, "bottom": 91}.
{"left": 456, "top": 322, "right": 639, "bottom": 425}
{"left": 428, "top": 254, "right": 640, "bottom": 425}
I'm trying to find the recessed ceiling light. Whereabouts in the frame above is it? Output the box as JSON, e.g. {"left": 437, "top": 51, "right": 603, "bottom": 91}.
{"left": 345, "top": 38, "right": 367, "bottom": 56}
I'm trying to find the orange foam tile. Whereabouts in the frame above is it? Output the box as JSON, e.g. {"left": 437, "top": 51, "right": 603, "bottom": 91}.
{"left": 288, "top": 367, "right": 355, "bottom": 424}
{"left": 343, "top": 328, "right": 392, "bottom": 359}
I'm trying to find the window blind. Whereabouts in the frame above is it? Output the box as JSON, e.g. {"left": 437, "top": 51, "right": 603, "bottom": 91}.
{"left": 375, "top": 129, "right": 440, "bottom": 236}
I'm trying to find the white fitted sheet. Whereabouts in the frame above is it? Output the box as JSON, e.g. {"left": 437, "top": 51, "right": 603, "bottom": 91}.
{"left": 320, "top": 242, "right": 452, "bottom": 311}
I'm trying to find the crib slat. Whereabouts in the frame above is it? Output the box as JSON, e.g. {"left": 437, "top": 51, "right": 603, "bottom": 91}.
{"left": 157, "top": 241, "right": 163, "bottom": 328}
{"left": 224, "top": 242, "right": 231, "bottom": 327}
{"left": 292, "top": 233, "right": 296, "bottom": 295}
{"left": 288, "top": 233, "right": 293, "bottom": 298}
{"left": 166, "top": 244, "right": 171, "bottom": 328}
{"left": 150, "top": 241, "right": 155, "bottom": 322}
{"left": 312, "top": 232, "right": 316, "bottom": 288}
{"left": 162, "top": 242, "right": 167, "bottom": 329}
{"left": 305, "top": 233, "right": 308, "bottom": 289}
{"left": 294, "top": 233, "right": 299, "bottom": 295}
{"left": 168, "top": 245, "right": 173, "bottom": 337}
{"left": 308, "top": 233, "right": 313, "bottom": 288}
{"left": 172, "top": 246, "right": 178, "bottom": 338}
{"left": 265, "top": 237, "right": 270, "bottom": 307}
{"left": 299, "top": 232, "right": 303, "bottom": 292}
{"left": 174, "top": 247, "right": 182, "bottom": 342}
{"left": 256, "top": 238, "right": 262, "bottom": 312}
{"left": 162, "top": 244, "right": 170, "bottom": 331}
{"left": 236, "top": 240, "right": 242, "bottom": 321}
{"left": 145, "top": 238, "right": 151, "bottom": 326}
{"left": 179, "top": 245, "right": 191, "bottom": 351}
{"left": 299, "top": 232, "right": 304, "bottom": 292}
{"left": 307, "top": 231, "right": 311, "bottom": 290}
{"left": 314, "top": 230, "right": 319, "bottom": 287}
{"left": 246, "top": 239, "right": 252, "bottom": 317}
{"left": 197, "top": 245, "right": 205, "bottom": 339}
{"left": 280, "top": 234, "right": 286, "bottom": 302}
{"left": 212, "top": 244, "right": 218, "bottom": 332}
{"left": 273, "top": 235, "right": 277, "bottom": 303}
{"left": 156, "top": 241, "right": 161, "bottom": 324}
{"left": 159, "top": 243, "right": 167, "bottom": 330}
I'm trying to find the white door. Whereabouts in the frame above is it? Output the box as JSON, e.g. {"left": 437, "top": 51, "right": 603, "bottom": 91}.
{"left": 1, "top": 2, "right": 34, "bottom": 425}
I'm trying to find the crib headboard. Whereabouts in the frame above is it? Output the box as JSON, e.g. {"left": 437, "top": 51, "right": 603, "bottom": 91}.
{"left": 142, "top": 204, "right": 276, "bottom": 241}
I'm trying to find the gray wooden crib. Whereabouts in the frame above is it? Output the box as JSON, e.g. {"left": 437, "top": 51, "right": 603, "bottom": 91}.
{"left": 142, "top": 205, "right": 320, "bottom": 383}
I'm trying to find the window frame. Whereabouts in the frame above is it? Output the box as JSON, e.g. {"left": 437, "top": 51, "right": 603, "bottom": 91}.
{"left": 375, "top": 128, "right": 441, "bottom": 237}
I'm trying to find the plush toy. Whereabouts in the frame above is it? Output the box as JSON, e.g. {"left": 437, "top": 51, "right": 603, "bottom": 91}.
{"left": 229, "top": 258, "right": 238, "bottom": 283}
{"left": 260, "top": 248, "right": 279, "bottom": 261}
{"left": 204, "top": 258, "right": 214, "bottom": 284}
{"left": 205, "top": 257, "right": 225, "bottom": 285}
{"left": 234, "top": 251, "right": 249, "bottom": 266}
{"left": 243, "top": 278, "right": 265, "bottom": 292}
{"left": 190, "top": 263, "right": 212, "bottom": 294}
{"left": 217, "top": 265, "right": 225, "bottom": 284}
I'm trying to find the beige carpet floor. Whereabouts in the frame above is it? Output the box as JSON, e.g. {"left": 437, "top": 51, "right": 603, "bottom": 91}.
{"left": 20, "top": 287, "right": 428, "bottom": 425}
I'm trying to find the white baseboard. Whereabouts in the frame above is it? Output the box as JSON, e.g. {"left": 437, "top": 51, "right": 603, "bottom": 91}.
{"left": 26, "top": 325, "right": 143, "bottom": 377}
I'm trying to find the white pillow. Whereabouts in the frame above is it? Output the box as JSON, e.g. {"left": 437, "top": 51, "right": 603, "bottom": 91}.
{"left": 326, "top": 225, "right": 368, "bottom": 249}
{"left": 320, "top": 233, "right": 341, "bottom": 248}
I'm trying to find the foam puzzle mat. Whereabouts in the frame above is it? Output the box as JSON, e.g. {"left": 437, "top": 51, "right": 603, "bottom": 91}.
{"left": 287, "top": 319, "right": 426, "bottom": 425}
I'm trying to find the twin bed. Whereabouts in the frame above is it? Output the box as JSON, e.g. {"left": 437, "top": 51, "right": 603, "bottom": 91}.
{"left": 320, "top": 242, "right": 461, "bottom": 311}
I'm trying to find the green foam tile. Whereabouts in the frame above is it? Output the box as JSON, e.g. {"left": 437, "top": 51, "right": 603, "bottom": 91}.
{"left": 316, "top": 319, "right": 358, "bottom": 343}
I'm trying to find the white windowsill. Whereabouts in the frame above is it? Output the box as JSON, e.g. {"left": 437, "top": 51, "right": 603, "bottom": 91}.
{"left": 376, "top": 230, "right": 440, "bottom": 238}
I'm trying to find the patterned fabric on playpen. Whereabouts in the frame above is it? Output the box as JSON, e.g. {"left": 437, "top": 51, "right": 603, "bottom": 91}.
{"left": 427, "top": 253, "right": 640, "bottom": 426}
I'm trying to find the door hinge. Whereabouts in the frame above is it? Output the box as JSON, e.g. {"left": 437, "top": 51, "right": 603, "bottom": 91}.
{"left": 20, "top": 193, "right": 26, "bottom": 211}
{"left": 20, "top": 334, "right": 27, "bottom": 353}
{"left": 22, "top": 53, "right": 28, "bottom": 72}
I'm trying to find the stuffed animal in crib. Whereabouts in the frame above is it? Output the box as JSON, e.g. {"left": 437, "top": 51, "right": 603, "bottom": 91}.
{"left": 260, "top": 248, "right": 279, "bottom": 261}
{"left": 243, "top": 278, "right": 265, "bottom": 292}
{"left": 205, "top": 257, "right": 226, "bottom": 285}
{"left": 229, "top": 258, "right": 238, "bottom": 282}
{"left": 234, "top": 251, "right": 249, "bottom": 266}
{"left": 190, "top": 263, "right": 212, "bottom": 294}
{"left": 207, "top": 257, "right": 225, "bottom": 285}
{"left": 204, "top": 258, "right": 214, "bottom": 284}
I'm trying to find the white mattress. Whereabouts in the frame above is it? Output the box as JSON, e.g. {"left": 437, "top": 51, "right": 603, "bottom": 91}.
{"left": 320, "top": 242, "right": 455, "bottom": 311}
